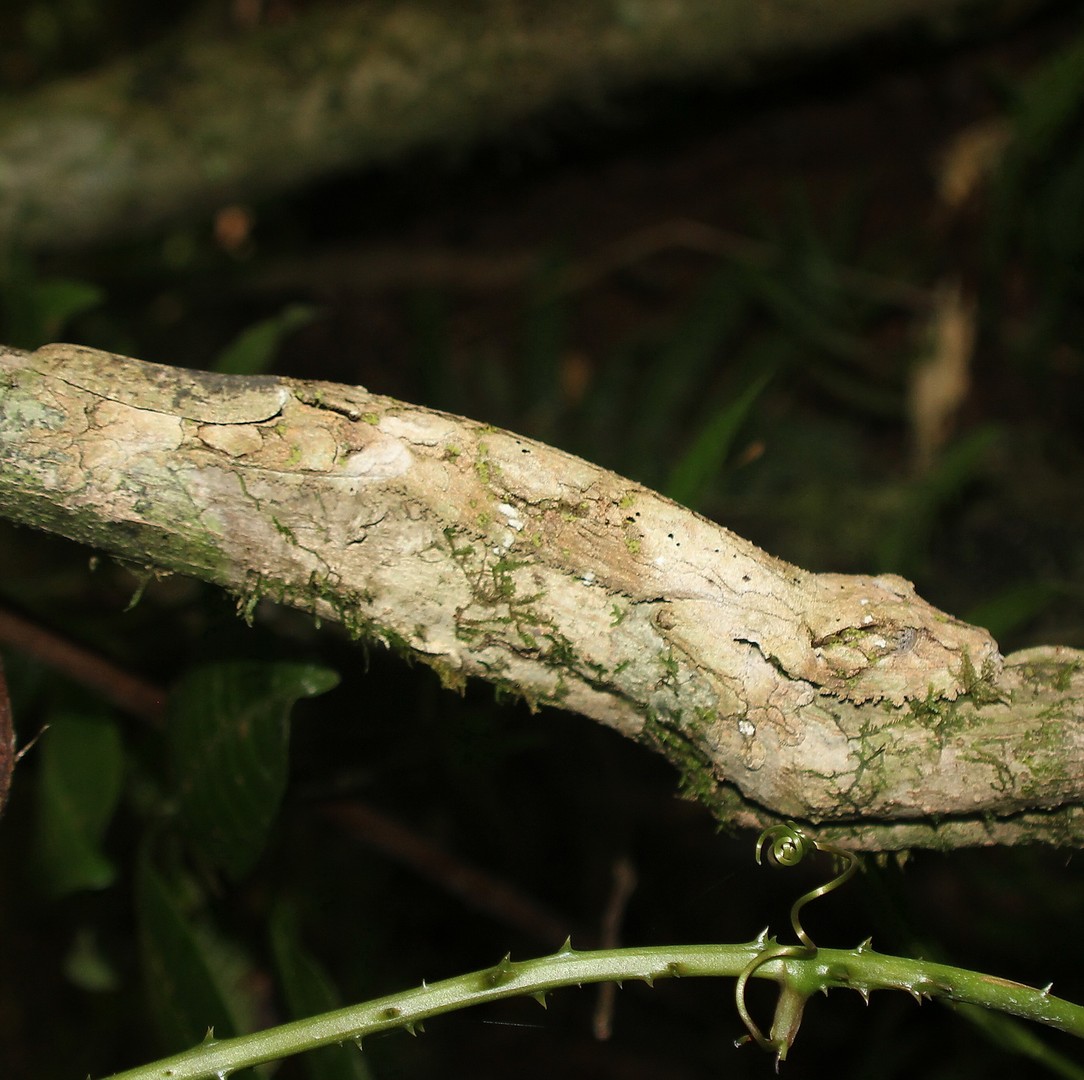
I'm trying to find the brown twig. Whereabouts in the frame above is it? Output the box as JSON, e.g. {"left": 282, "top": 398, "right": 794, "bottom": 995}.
{"left": 253, "top": 218, "right": 934, "bottom": 310}
{"left": 0, "top": 656, "right": 13, "bottom": 816}
{"left": 0, "top": 608, "right": 165, "bottom": 724}
{"left": 321, "top": 800, "right": 572, "bottom": 947}
{"left": 592, "top": 855, "right": 638, "bottom": 1040}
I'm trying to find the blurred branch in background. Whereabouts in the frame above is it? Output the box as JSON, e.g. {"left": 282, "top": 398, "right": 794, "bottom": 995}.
{"left": 0, "top": 0, "right": 1051, "bottom": 252}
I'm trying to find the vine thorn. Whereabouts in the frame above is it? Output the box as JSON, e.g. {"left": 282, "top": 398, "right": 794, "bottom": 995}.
{"left": 1042, "top": 982, "right": 1054, "bottom": 996}
{"left": 486, "top": 954, "right": 517, "bottom": 987}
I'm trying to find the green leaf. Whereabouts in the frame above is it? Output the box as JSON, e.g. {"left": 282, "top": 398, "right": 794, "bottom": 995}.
{"left": 665, "top": 372, "right": 771, "bottom": 509}
{"left": 876, "top": 426, "right": 1000, "bottom": 576}
{"left": 270, "top": 904, "right": 374, "bottom": 1080}
{"left": 736, "top": 261, "right": 862, "bottom": 361}
{"left": 1008, "top": 34, "right": 1084, "bottom": 167}
{"left": 963, "top": 581, "right": 1060, "bottom": 642}
{"left": 64, "top": 927, "right": 121, "bottom": 993}
{"left": 136, "top": 858, "right": 246, "bottom": 1053}
{"left": 637, "top": 268, "right": 747, "bottom": 456}
{"left": 30, "top": 279, "right": 104, "bottom": 338}
{"left": 169, "top": 662, "right": 339, "bottom": 878}
{"left": 0, "top": 270, "right": 104, "bottom": 348}
{"left": 35, "top": 711, "right": 124, "bottom": 896}
{"left": 212, "top": 304, "right": 318, "bottom": 375}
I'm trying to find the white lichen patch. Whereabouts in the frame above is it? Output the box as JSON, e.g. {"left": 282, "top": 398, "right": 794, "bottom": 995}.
{"left": 380, "top": 413, "right": 458, "bottom": 446}
{"left": 497, "top": 502, "right": 524, "bottom": 531}
{"left": 341, "top": 439, "right": 412, "bottom": 482}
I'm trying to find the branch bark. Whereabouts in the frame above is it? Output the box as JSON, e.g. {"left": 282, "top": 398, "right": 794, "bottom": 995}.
{"left": 2, "top": 342, "right": 1082, "bottom": 849}
{"left": 0, "top": 0, "right": 1044, "bottom": 252}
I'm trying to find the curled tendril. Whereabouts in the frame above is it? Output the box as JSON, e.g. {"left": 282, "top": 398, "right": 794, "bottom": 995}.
{"left": 756, "top": 822, "right": 816, "bottom": 870}
{"left": 735, "top": 822, "right": 859, "bottom": 1064}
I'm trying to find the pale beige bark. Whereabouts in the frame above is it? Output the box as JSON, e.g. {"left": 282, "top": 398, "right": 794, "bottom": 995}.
{"left": 0, "top": 0, "right": 1044, "bottom": 251}
{"left": 2, "top": 342, "right": 1082, "bottom": 849}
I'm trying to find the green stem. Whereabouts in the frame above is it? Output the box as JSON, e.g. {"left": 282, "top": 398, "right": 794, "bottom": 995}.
{"left": 99, "top": 940, "right": 1084, "bottom": 1079}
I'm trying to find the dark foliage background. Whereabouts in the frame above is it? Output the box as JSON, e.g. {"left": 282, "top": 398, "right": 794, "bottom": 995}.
{"left": 1, "top": 2, "right": 1084, "bottom": 1078}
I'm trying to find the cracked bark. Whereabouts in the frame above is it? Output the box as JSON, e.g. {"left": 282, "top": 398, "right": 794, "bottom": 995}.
{"left": 2, "top": 342, "right": 1082, "bottom": 849}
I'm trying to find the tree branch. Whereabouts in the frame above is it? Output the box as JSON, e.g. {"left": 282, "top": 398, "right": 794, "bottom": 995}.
{"left": 2, "top": 342, "right": 1082, "bottom": 849}
{"left": 0, "top": 0, "right": 1044, "bottom": 251}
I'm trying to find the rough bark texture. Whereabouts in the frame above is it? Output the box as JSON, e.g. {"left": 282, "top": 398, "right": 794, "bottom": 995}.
{"left": 2, "top": 343, "right": 1083, "bottom": 849}
{"left": 0, "top": 0, "right": 1044, "bottom": 252}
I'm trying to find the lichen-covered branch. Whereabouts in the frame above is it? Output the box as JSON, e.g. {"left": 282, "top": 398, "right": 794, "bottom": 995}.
{"left": 2, "top": 343, "right": 1083, "bottom": 849}
{"left": 0, "top": 0, "right": 1044, "bottom": 251}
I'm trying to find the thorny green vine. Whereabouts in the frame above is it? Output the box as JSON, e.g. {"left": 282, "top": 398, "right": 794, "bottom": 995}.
{"left": 95, "top": 827, "right": 1084, "bottom": 1080}
{"left": 735, "top": 821, "right": 859, "bottom": 1066}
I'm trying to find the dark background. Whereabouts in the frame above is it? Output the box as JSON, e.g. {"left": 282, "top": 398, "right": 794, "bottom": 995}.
{"left": 1, "top": 2, "right": 1083, "bottom": 1077}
